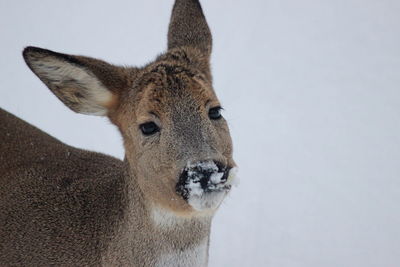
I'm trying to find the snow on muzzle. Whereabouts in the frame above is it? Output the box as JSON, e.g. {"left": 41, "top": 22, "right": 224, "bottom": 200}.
{"left": 176, "top": 160, "right": 237, "bottom": 210}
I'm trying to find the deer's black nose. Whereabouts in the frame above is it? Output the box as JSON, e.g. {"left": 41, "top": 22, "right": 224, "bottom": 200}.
{"left": 195, "top": 168, "right": 214, "bottom": 190}
{"left": 176, "top": 160, "right": 229, "bottom": 200}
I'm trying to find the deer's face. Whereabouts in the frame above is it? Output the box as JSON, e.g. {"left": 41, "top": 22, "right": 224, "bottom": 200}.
{"left": 23, "top": 0, "right": 236, "bottom": 215}
{"left": 113, "top": 60, "right": 235, "bottom": 213}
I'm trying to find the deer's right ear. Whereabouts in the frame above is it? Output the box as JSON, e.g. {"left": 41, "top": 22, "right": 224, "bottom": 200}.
{"left": 23, "top": 46, "right": 132, "bottom": 116}
{"left": 168, "top": 0, "right": 212, "bottom": 57}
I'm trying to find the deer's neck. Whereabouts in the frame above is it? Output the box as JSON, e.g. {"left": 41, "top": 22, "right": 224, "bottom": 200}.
{"left": 149, "top": 205, "right": 212, "bottom": 267}
{"left": 103, "top": 160, "right": 212, "bottom": 266}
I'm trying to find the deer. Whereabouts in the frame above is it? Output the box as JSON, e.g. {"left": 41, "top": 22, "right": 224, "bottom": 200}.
{"left": 0, "top": 0, "right": 237, "bottom": 266}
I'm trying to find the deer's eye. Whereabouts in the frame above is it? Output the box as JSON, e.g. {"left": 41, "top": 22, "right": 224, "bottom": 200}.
{"left": 208, "top": 107, "right": 222, "bottom": 120}
{"left": 140, "top": 122, "right": 160, "bottom": 136}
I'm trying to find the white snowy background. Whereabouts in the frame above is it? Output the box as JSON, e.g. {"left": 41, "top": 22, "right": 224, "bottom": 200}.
{"left": 1, "top": 0, "right": 400, "bottom": 266}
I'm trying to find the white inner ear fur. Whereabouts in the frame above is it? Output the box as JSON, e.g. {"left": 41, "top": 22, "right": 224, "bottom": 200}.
{"left": 29, "top": 56, "right": 113, "bottom": 116}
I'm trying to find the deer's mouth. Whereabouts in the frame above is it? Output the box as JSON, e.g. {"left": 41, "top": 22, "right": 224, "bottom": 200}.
{"left": 175, "top": 161, "right": 236, "bottom": 211}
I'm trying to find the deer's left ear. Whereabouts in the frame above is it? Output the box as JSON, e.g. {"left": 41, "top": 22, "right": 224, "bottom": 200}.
{"left": 23, "top": 46, "right": 131, "bottom": 116}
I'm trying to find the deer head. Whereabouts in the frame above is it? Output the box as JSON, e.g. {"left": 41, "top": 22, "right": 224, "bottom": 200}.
{"left": 23, "top": 0, "right": 236, "bottom": 216}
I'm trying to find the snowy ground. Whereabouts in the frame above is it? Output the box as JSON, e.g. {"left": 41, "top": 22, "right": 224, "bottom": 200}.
{"left": 1, "top": 0, "right": 400, "bottom": 266}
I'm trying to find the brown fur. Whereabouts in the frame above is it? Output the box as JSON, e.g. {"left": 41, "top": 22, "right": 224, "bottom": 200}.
{"left": 0, "top": 0, "right": 234, "bottom": 265}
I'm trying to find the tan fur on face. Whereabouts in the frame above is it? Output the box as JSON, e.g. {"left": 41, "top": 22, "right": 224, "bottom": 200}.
{"left": 112, "top": 53, "right": 234, "bottom": 215}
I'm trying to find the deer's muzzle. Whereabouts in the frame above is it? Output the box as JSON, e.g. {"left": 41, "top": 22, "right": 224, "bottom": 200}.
{"left": 175, "top": 160, "right": 234, "bottom": 211}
